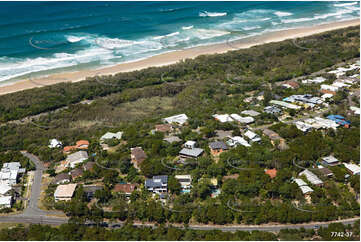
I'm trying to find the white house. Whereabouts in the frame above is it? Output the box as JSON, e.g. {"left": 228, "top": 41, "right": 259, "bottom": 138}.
{"left": 184, "top": 141, "right": 196, "bottom": 149}
{"left": 100, "top": 131, "right": 123, "bottom": 141}
{"left": 0, "top": 183, "right": 12, "bottom": 196}
{"left": 49, "top": 139, "right": 62, "bottom": 148}
{"left": 321, "top": 84, "right": 339, "bottom": 92}
{"left": 230, "top": 114, "right": 254, "bottom": 124}
{"left": 163, "top": 114, "right": 188, "bottom": 125}
{"left": 54, "top": 184, "right": 77, "bottom": 202}
{"left": 227, "top": 136, "right": 251, "bottom": 147}
{"left": 66, "top": 151, "right": 88, "bottom": 168}
{"left": 299, "top": 169, "right": 323, "bottom": 186}
{"left": 175, "top": 175, "right": 192, "bottom": 189}
{"left": 343, "top": 163, "right": 360, "bottom": 175}
{"left": 212, "top": 114, "right": 233, "bottom": 123}
{"left": 0, "top": 196, "right": 12, "bottom": 208}
{"left": 244, "top": 130, "right": 261, "bottom": 142}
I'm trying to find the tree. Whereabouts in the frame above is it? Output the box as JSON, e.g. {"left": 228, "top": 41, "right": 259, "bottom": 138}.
{"left": 168, "top": 176, "right": 181, "bottom": 195}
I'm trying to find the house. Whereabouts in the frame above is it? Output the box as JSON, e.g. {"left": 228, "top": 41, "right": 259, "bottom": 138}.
{"left": 321, "top": 155, "right": 339, "bottom": 167}
{"left": 145, "top": 175, "right": 168, "bottom": 194}
{"left": 184, "top": 141, "right": 196, "bottom": 149}
{"left": 163, "top": 114, "right": 188, "bottom": 125}
{"left": 0, "top": 162, "right": 24, "bottom": 186}
{"left": 293, "top": 178, "right": 314, "bottom": 195}
{"left": 83, "top": 162, "right": 96, "bottom": 172}
{"left": 226, "top": 136, "right": 250, "bottom": 147}
{"left": 175, "top": 175, "right": 192, "bottom": 189}
{"left": 343, "top": 163, "right": 360, "bottom": 175}
{"left": 350, "top": 106, "right": 360, "bottom": 115}
{"left": 0, "top": 183, "right": 12, "bottom": 196}
{"left": 83, "top": 185, "right": 103, "bottom": 200}
{"left": 52, "top": 173, "right": 71, "bottom": 185}
{"left": 264, "top": 105, "right": 282, "bottom": 115}
{"left": 212, "top": 114, "right": 233, "bottom": 123}
{"left": 294, "top": 121, "right": 313, "bottom": 133}
{"left": 321, "top": 93, "right": 334, "bottom": 101}
{"left": 66, "top": 151, "right": 88, "bottom": 168}
{"left": 113, "top": 184, "right": 136, "bottom": 197}
{"left": 100, "top": 131, "right": 123, "bottom": 141}
{"left": 230, "top": 114, "right": 254, "bottom": 124}
{"left": 299, "top": 169, "right": 323, "bottom": 186}
{"left": 282, "top": 81, "right": 299, "bottom": 89}
{"left": 179, "top": 147, "right": 204, "bottom": 159}
{"left": 49, "top": 139, "right": 62, "bottom": 148}
{"left": 163, "top": 136, "right": 182, "bottom": 143}
{"left": 321, "top": 84, "right": 339, "bottom": 93}
{"left": 0, "top": 196, "right": 12, "bottom": 208}
{"left": 76, "top": 140, "right": 89, "bottom": 149}
{"left": 241, "top": 110, "right": 260, "bottom": 117}
{"left": 265, "top": 168, "right": 277, "bottom": 179}
{"left": 262, "top": 129, "right": 281, "bottom": 141}
{"left": 130, "top": 147, "right": 147, "bottom": 169}
{"left": 327, "top": 115, "right": 350, "bottom": 128}
{"left": 70, "top": 168, "right": 83, "bottom": 180}
{"left": 244, "top": 130, "right": 261, "bottom": 142}
{"left": 54, "top": 184, "right": 77, "bottom": 202}
{"left": 209, "top": 141, "right": 228, "bottom": 155}
{"left": 270, "top": 100, "right": 301, "bottom": 110}
{"left": 304, "top": 117, "right": 339, "bottom": 130}
{"left": 302, "top": 76, "right": 326, "bottom": 84}
{"left": 318, "top": 167, "right": 334, "bottom": 177}
{"left": 155, "top": 124, "right": 173, "bottom": 133}
{"left": 63, "top": 140, "right": 89, "bottom": 153}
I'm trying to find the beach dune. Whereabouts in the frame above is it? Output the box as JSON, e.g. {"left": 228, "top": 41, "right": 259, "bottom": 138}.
{"left": 0, "top": 19, "right": 359, "bottom": 96}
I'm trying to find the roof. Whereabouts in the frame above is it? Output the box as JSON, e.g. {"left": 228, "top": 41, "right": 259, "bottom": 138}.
{"left": 322, "top": 155, "right": 339, "bottom": 164}
{"left": 63, "top": 146, "right": 75, "bottom": 152}
{"left": 241, "top": 110, "right": 260, "bottom": 117}
{"left": 283, "top": 81, "right": 299, "bottom": 88}
{"left": 265, "top": 169, "right": 277, "bottom": 179}
{"left": 270, "top": 100, "right": 301, "bottom": 110}
{"left": 343, "top": 163, "right": 360, "bottom": 175}
{"left": 53, "top": 173, "right": 70, "bottom": 183}
{"left": 163, "top": 136, "right": 182, "bottom": 143}
{"left": 131, "top": 147, "right": 147, "bottom": 162}
{"left": 70, "top": 168, "right": 84, "bottom": 179}
{"left": 145, "top": 175, "right": 168, "bottom": 188}
{"left": 213, "top": 114, "right": 233, "bottom": 123}
{"left": 294, "top": 178, "right": 307, "bottom": 187}
{"left": 100, "top": 131, "right": 123, "bottom": 141}
{"left": 318, "top": 167, "right": 334, "bottom": 176}
{"left": 0, "top": 183, "right": 11, "bottom": 195}
{"left": 163, "top": 114, "right": 188, "bottom": 125}
{"left": 299, "top": 169, "right": 323, "bottom": 186}
{"left": 155, "top": 124, "right": 172, "bottom": 132}
{"left": 113, "top": 184, "right": 136, "bottom": 193}
{"left": 244, "top": 130, "right": 261, "bottom": 141}
{"left": 175, "top": 175, "right": 192, "bottom": 180}
{"left": 299, "top": 185, "right": 314, "bottom": 194}
{"left": 184, "top": 141, "right": 196, "bottom": 147}
{"left": 2, "top": 162, "right": 21, "bottom": 170}
{"left": 227, "top": 136, "right": 250, "bottom": 147}
{"left": 263, "top": 129, "right": 281, "bottom": 140}
{"left": 179, "top": 148, "right": 204, "bottom": 157}
{"left": 54, "top": 184, "right": 77, "bottom": 198}
{"left": 0, "top": 196, "right": 11, "bottom": 205}
{"left": 66, "top": 151, "right": 88, "bottom": 163}
{"left": 209, "top": 141, "right": 228, "bottom": 150}
{"left": 76, "top": 140, "right": 89, "bottom": 148}
{"left": 231, "top": 114, "right": 254, "bottom": 124}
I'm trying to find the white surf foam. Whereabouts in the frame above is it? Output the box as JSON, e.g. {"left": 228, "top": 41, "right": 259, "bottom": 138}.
{"left": 199, "top": 11, "right": 227, "bottom": 17}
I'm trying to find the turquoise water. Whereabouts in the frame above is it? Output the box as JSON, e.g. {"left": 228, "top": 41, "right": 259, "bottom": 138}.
{"left": 0, "top": 1, "right": 359, "bottom": 83}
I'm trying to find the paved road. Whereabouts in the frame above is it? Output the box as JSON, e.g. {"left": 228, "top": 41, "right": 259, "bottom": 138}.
{"left": 17, "top": 152, "right": 64, "bottom": 217}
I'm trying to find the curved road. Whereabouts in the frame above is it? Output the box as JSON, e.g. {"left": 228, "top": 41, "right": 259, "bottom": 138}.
{"left": 0, "top": 152, "right": 358, "bottom": 232}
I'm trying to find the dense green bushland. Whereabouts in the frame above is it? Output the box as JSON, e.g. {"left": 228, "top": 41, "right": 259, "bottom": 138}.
{"left": 0, "top": 26, "right": 359, "bottom": 122}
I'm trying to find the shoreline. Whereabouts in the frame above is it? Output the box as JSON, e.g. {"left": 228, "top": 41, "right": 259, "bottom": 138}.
{"left": 0, "top": 18, "right": 359, "bottom": 96}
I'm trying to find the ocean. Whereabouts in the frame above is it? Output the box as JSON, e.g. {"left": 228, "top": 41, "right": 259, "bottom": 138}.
{"left": 0, "top": 1, "right": 359, "bottom": 84}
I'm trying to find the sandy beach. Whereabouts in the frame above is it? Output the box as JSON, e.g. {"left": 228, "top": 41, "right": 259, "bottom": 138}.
{"left": 0, "top": 18, "right": 359, "bottom": 96}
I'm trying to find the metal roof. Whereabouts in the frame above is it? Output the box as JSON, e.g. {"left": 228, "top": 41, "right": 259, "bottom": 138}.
{"left": 179, "top": 148, "right": 204, "bottom": 157}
